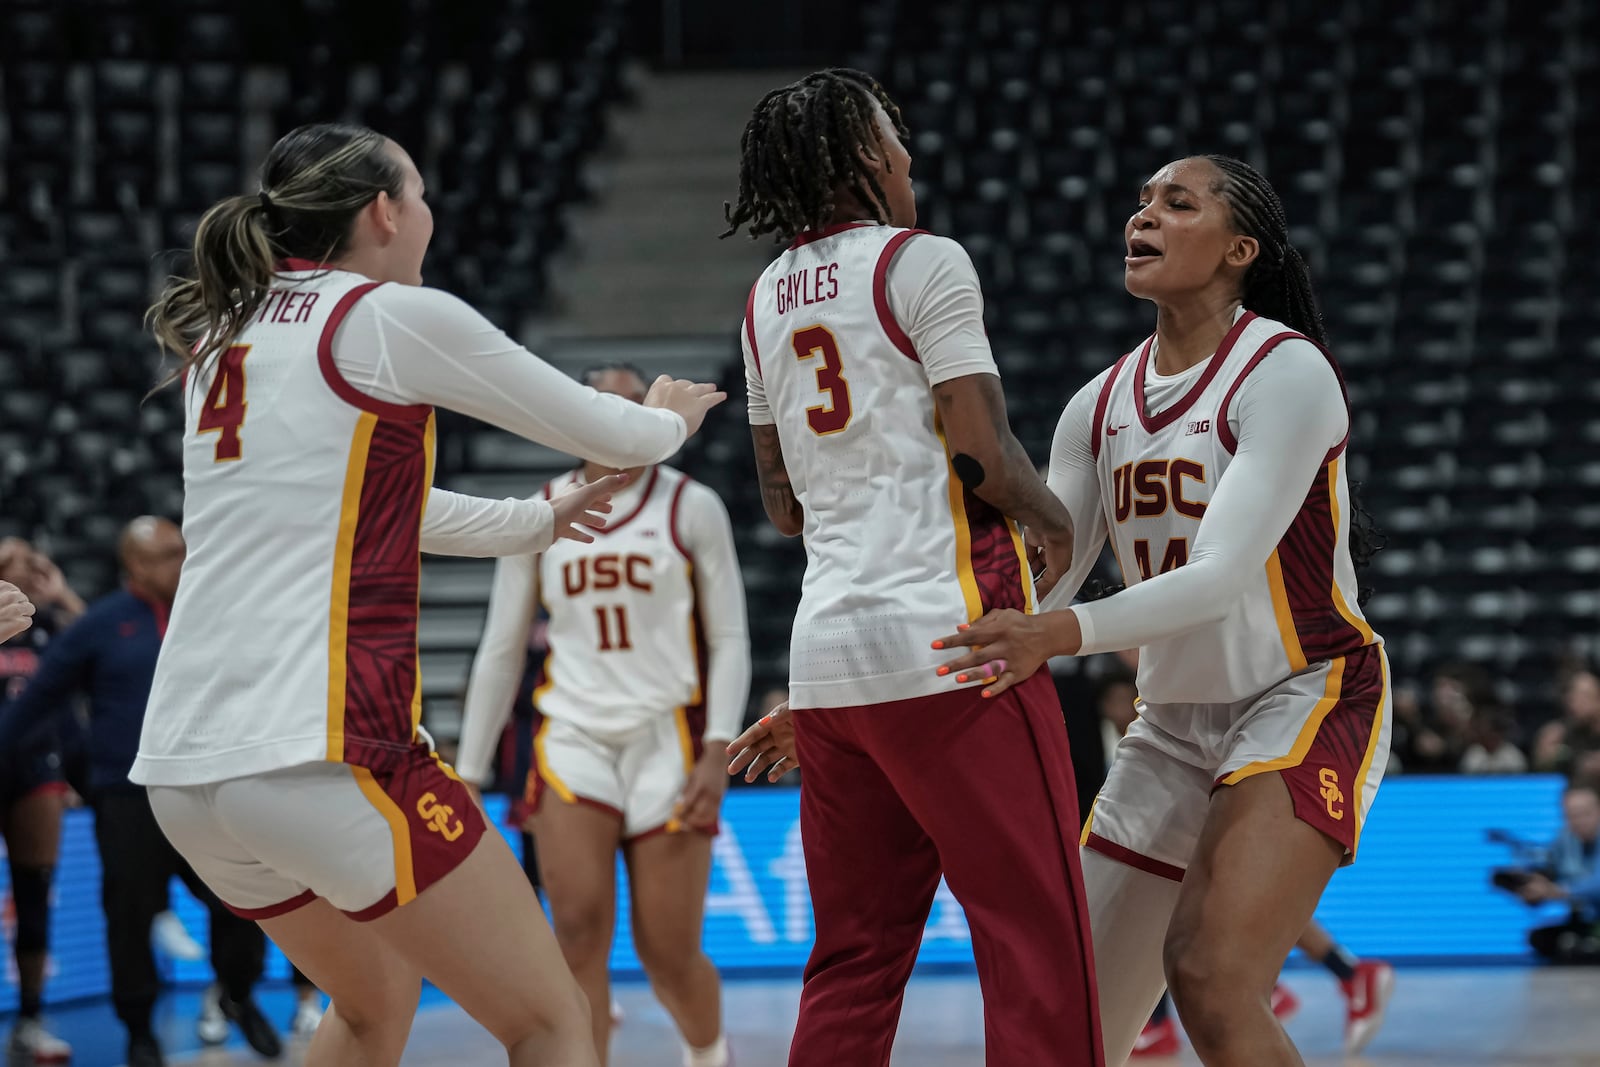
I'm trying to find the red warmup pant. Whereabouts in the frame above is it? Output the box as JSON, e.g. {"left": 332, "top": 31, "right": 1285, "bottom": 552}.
{"left": 788, "top": 672, "right": 1103, "bottom": 1067}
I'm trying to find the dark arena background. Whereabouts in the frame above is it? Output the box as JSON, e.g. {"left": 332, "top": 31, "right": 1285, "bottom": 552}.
{"left": 2, "top": 0, "right": 1599, "bottom": 1064}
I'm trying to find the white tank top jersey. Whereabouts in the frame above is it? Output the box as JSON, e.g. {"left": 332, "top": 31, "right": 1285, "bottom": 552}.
{"left": 535, "top": 466, "right": 709, "bottom": 739}
{"left": 134, "top": 264, "right": 437, "bottom": 783}
{"left": 1090, "top": 311, "right": 1377, "bottom": 704}
{"left": 130, "top": 261, "right": 689, "bottom": 788}
{"left": 743, "top": 222, "right": 1033, "bottom": 710}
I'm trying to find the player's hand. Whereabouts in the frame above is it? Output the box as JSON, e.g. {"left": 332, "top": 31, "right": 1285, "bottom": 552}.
{"left": 931, "top": 608, "right": 1082, "bottom": 698}
{"left": 644, "top": 375, "right": 727, "bottom": 438}
{"left": 726, "top": 704, "right": 799, "bottom": 783}
{"left": 550, "top": 473, "right": 627, "bottom": 544}
{"left": 1026, "top": 524, "right": 1075, "bottom": 599}
{"left": 0, "top": 582, "right": 36, "bottom": 643}
{"left": 674, "top": 749, "right": 729, "bottom": 830}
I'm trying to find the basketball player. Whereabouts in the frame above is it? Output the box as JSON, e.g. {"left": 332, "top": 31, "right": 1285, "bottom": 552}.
{"left": 129, "top": 123, "right": 724, "bottom": 1067}
{"left": 0, "top": 542, "right": 85, "bottom": 1064}
{"left": 1095, "top": 663, "right": 1394, "bottom": 1058}
{"left": 457, "top": 362, "right": 750, "bottom": 1067}
{"left": 724, "top": 69, "right": 1102, "bottom": 1066}
{"left": 929, "top": 155, "right": 1391, "bottom": 1067}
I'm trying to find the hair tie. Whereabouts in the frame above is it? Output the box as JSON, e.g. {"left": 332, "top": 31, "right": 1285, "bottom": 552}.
{"left": 257, "top": 189, "right": 274, "bottom": 212}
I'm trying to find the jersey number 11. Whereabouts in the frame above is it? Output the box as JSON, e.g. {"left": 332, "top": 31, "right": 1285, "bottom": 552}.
{"left": 595, "top": 605, "right": 633, "bottom": 652}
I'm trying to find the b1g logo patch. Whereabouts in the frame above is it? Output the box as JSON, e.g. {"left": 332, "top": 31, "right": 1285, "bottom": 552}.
{"left": 1184, "top": 419, "right": 1211, "bottom": 436}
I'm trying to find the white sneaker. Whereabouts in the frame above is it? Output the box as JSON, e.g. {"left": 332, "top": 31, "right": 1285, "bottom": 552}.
{"left": 196, "top": 984, "right": 230, "bottom": 1045}
{"left": 9, "top": 1017, "right": 72, "bottom": 1063}
{"left": 291, "top": 996, "right": 325, "bottom": 1039}
{"left": 152, "top": 910, "right": 205, "bottom": 962}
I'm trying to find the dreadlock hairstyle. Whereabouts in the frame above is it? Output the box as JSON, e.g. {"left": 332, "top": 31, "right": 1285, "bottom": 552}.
{"left": 722, "top": 68, "right": 909, "bottom": 244}
{"left": 1203, "top": 154, "right": 1385, "bottom": 594}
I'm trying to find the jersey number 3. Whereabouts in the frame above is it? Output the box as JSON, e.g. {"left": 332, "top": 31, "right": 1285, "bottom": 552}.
{"left": 791, "top": 326, "right": 852, "bottom": 435}
{"left": 197, "top": 344, "right": 250, "bottom": 462}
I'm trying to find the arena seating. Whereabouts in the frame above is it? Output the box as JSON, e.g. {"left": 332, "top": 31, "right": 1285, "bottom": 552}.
{"left": 3, "top": 0, "right": 1597, "bottom": 726}
{"left": 0, "top": 0, "right": 630, "bottom": 596}
{"left": 688, "top": 0, "right": 1600, "bottom": 715}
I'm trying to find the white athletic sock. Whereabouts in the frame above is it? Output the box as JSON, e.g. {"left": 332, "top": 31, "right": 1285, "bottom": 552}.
{"left": 683, "top": 1032, "right": 729, "bottom": 1067}
{"left": 1081, "top": 847, "right": 1184, "bottom": 1066}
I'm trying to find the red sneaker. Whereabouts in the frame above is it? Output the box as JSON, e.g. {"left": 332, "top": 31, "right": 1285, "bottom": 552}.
{"left": 1131, "top": 1017, "right": 1181, "bottom": 1057}
{"left": 1269, "top": 982, "right": 1301, "bottom": 1022}
{"left": 1341, "top": 960, "right": 1395, "bottom": 1053}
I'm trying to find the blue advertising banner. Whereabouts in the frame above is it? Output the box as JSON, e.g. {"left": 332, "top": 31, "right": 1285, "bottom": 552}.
{"left": 0, "top": 776, "right": 1573, "bottom": 1010}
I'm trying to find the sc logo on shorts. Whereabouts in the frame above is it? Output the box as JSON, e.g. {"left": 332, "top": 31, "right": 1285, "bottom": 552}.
{"left": 416, "top": 792, "right": 465, "bottom": 842}
{"left": 1318, "top": 768, "right": 1345, "bottom": 821}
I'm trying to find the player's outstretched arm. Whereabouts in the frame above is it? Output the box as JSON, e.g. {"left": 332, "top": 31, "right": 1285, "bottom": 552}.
{"left": 455, "top": 552, "right": 541, "bottom": 786}
{"left": 358, "top": 286, "right": 724, "bottom": 469}
{"left": 752, "top": 424, "right": 803, "bottom": 536}
{"left": 933, "top": 373, "right": 1075, "bottom": 595}
{"left": 420, "top": 476, "right": 624, "bottom": 558}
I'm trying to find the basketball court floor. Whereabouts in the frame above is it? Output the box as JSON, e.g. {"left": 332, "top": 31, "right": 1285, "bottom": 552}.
{"left": 41, "top": 965, "right": 1600, "bottom": 1066}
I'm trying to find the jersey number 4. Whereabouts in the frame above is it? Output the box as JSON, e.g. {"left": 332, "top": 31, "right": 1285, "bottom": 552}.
{"left": 791, "top": 325, "right": 852, "bottom": 435}
{"left": 197, "top": 344, "right": 250, "bottom": 462}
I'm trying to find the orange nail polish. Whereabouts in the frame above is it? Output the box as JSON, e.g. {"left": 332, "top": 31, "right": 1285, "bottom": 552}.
{"left": 957, "top": 674, "right": 969, "bottom": 683}
{"left": 936, "top": 666, "right": 950, "bottom": 676}
{"left": 932, "top": 640, "right": 944, "bottom": 649}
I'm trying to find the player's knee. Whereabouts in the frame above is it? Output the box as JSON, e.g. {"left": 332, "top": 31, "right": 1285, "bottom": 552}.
{"left": 549, "top": 900, "right": 611, "bottom": 964}
{"left": 331, "top": 967, "right": 421, "bottom": 1035}
{"left": 9, "top": 865, "right": 54, "bottom": 954}
{"left": 497, "top": 977, "right": 592, "bottom": 1051}
{"left": 635, "top": 928, "right": 703, "bottom": 988}
{"left": 1162, "top": 928, "right": 1224, "bottom": 1015}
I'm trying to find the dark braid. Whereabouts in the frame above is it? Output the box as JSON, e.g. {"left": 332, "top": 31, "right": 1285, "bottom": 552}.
{"left": 1202, "top": 155, "right": 1327, "bottom": 346}
{"left": 1204, "top": 155, "right": 1384, "bottom": 594}
{"left": 722, "top": 68, "right": 909, "bottom": 244}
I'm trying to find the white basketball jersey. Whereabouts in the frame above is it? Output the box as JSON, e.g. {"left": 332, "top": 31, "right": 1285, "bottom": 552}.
{"left": 535, "top": 467, "right": 706, "bottom": 740}
{"left": 746, "top": 223, "right": 1033, "bottom": 710}
{"left": 133, "top": 263, "right": 435, "bottom": 786}
{"left": 1092, "top": 311, "right": 1377, "bottom": 705}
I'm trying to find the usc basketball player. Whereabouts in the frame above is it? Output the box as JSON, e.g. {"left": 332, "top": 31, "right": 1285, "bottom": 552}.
{"left": 458, "top": 362, "right": 750, "bottom": 1067}
{"left": 931, "top": 155, "right": 1392, "bottom": 1067}
{"left": 724, "top": 69, "right": 1102, "bottom": 1067}
{"left": 130, "top": 122, "right": 724, "bottom": 1067}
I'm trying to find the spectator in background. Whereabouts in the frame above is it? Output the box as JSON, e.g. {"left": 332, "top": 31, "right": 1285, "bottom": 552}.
{"left": 1460, "top": 707, "right": 1529, "bottom": 775}
{"left": 1531, "top": 670, "right": 1600, "bottom": 775}
{"left": 0, "top": 519, "right": 280, "bottom": 1067}
{"left": 1517, "top": 781, "right": 1600, "bottom": 964}
{"left": 0, "top": 539, "right": 87, "bottom": 1063}
{"left": 1390, "top": 663, "right": 1495, "bottom": 773}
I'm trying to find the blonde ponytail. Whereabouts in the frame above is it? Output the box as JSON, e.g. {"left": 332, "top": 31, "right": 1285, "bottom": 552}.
{"left": 148, "top": 194, "right": 278, "bottom": 377}
{"left": 148, "top": 123, "right": 404, "bottom": 383}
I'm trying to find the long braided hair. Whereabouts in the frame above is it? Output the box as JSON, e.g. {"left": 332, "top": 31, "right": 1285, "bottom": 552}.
{"left": 722, "top": 68, "right": 908, "bottom": 244}
{"left": 1204, "top": 154, "right": 1385, "bottom": 591}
